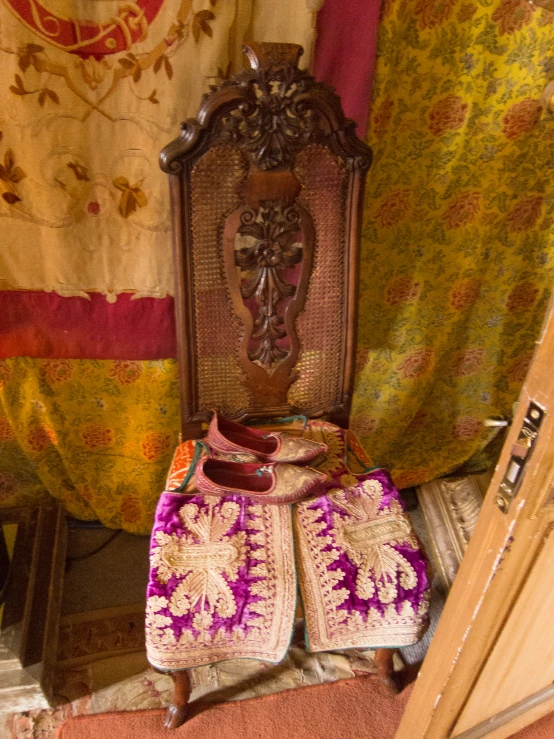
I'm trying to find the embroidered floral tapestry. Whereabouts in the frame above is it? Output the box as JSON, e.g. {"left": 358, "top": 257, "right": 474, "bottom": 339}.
{"left": 0, "top": 0, "right": 318, "bottom": 299}
{"left": 350, "top": 0, "right": 554, "bottom": 488}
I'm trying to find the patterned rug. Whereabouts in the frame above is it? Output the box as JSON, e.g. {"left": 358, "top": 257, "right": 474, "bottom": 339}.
{"left": 4, "top": 606, "right": 387, "bottom": 738}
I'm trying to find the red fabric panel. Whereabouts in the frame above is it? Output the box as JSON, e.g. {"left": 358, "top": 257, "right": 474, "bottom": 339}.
{"left": 0, "top": 291, "right": 176, "bottom": 360}
{"left": 312, "top": 0, "right": 382, "bottom": 137}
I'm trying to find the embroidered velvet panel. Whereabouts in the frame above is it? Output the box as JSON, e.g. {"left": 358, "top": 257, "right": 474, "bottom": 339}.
{"left": 146, "top": 490, "right": 296, "bottom": 670}
{"left": 295, "top": 467, "right": 429, "bottom": 651}
{"left": 145, "top": 421, "right": 430, "bottom": 670}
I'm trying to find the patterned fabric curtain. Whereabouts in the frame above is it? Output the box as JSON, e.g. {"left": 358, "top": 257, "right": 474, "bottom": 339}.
{"left": 350, "top": 0, "right": 554, "bottom": 488}
{"left": 0, "top": 0, "right": 320, "bottom": 532}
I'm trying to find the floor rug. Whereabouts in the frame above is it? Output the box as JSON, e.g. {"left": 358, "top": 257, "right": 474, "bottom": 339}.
{"left": 54, "top": 675, "right": 554, "bottom": 739}
{"left": 5, "top": 618, "right": 384, "bottom": 738}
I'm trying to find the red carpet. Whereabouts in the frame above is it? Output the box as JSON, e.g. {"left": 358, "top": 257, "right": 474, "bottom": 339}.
{"left": 55, "top": 675, "right": 554, "bottom": 739}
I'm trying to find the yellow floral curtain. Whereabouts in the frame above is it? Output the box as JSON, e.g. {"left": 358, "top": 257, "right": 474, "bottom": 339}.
{"left": 0, "top": 358, "right": 180, "bottom": 532}
{"left": 350, "top": 0, "right": 554, "bottom": 488}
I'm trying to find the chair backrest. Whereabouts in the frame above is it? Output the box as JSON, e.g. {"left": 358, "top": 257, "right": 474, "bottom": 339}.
{"left": 161, "top": 42, "right": 372, "bottom": 440}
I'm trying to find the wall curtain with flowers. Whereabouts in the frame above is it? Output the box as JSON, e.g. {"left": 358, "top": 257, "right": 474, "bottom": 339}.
{"left": 350, "top": 0, "right": 554, "bottom": 489}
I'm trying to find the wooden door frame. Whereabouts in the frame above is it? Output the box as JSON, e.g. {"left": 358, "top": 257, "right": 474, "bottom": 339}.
{"left": 396, "top": 296, "right": 554, "bottom": 739}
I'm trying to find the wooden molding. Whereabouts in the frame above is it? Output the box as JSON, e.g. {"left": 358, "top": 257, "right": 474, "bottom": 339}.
{"left": 0, "top": 503, "right": 67, "bottom": 711}
{"left": 453, "top": 683, "right": 554, "bottom": 739}
{"left": 418, "top": 476, "right": 484, "bottom": 590}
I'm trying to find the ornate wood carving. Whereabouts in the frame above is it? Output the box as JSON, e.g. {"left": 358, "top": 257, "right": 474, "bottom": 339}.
{"left": 161, "top": 42, "right": 372, "bottom": 436}
{"left": 160, "top": 42, "right": 372, "bottom": 177}
{"left": 417, "top": 476, "right": 485, "bottom": 590}
{"left": 223, "top": 192, "right": 315, "bottom": 410}
{"left": 235, "top": 202, "right": 302, "bottom": 371}
{"left": 217, "top": 61, "right": 319, "bottom": 170}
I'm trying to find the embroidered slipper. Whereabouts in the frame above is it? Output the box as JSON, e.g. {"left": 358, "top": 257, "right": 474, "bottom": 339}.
{"left": 196, "top": 456, "right": 327, "bottom": 505}
{"left": 207, "top": 411, "right": 327, "bottom": 464}
{"left": 171, "top": 441, "right": 326, "bottom": 504}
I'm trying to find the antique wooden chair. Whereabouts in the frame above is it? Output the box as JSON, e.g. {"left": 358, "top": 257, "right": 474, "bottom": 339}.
{"left": 154, "top": 42, "right": 403, "bottom": 728}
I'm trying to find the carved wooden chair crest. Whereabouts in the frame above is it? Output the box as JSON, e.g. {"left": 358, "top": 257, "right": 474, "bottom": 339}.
{"left": 160, "top": 42, "right": 372, "bottom": 440}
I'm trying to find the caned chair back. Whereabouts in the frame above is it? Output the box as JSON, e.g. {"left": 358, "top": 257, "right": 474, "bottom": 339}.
{"left": 161, "top": 42, "right": 372, "bottom": 440}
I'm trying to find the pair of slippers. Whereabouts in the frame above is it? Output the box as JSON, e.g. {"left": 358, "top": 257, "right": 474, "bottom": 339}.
{"left": 175, "top": 413, "right": 328, "bottom": 505}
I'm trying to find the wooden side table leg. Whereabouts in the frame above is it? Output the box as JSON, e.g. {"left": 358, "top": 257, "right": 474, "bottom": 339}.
{"left": 165, "top": 669, "right": 191, "bottom": 729}
{"left": 375, "top": 648, "right": 400, "bottom": 694}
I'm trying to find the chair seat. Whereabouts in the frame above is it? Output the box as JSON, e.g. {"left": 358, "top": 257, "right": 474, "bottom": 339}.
{"left": 145, "top": 420, "right": 430, "bottom": 672}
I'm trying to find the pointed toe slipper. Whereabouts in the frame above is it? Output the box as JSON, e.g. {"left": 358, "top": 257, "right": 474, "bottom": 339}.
{"left": 207, "top": 412, "right": 327, "bottom": 464}
{"left": 195, "top": 457, "right": 327, "bottom": 505}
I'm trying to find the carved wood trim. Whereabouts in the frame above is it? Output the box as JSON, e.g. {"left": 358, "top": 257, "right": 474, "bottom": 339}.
{"left": 418, "top": 476, "right": 485, "bottom": 591}
{"left": 0, "top": 503, "right": 67, "bottom": 711}
{"left": 452, "top": 683, "right": 554, "bottom": 739}
{"left": 222, "top": 201, "right": 315, "bottom": 408}
{"left": 335, "top": 164, "right": 366, "bottom": 430}
{"left": 170, "top": 173, "right": 202, "bottom": 441}
{"left": 160, "top": 45, "right": 371, "bottom": 176}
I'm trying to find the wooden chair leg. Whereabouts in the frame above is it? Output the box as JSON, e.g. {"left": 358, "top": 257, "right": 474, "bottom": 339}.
{"left": 375, "top": 647, "right": 400, "bottom": 694}
{"left": 165, "top": 669, "right": 191, "bottom": 729}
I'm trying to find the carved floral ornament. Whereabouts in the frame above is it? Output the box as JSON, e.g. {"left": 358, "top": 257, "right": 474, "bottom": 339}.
{"left": 235, "top": 202, "right": 302, "bottom": 371}
{"left": 160, "top": 43, "right": 372, "bottom": 175}
{"left": 214, "top": 60, "right": 373, "bottom": 172}
{"left": 217, "top": 64, "right": 321, "bottom": 170}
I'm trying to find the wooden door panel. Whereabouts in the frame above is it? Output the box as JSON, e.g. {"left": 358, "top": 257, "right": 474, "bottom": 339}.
{"left": 453, "top": 523, "right": 554, "bottom": 734}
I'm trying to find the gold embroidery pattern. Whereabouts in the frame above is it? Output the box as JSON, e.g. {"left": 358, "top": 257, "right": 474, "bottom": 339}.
{"left": 284, "top": 422, "right": 346, "bottom": 475}
{"left": 213, "top": 451, "right": 259, "bottom": 463}
{"left": 159, "top": 502, "right": 246, "bottom": 626}
{"left": 146, "top": 500, "right": 296, "bottom": 670}
{"left": 331, "top": 480, "right": 418, "bottom": 603}
{"left": 272, "top": 435, "right": 327, "bottom": 463}
{"left": 243, "top": 419, "right": 349, "bottom": 474}
{"left": 270, "top": 463, "right": 326, "bottom": 503}
{"left": 314, "top": 427, "right": 347, "bottom": 475}
{"left": 294, "top": 479, "right": 429, "bottom": 652}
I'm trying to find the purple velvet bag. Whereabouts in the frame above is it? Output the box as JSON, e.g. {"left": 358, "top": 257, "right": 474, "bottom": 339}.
{"left": 294, "top": 466, "right": 430, "bottom": 652}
